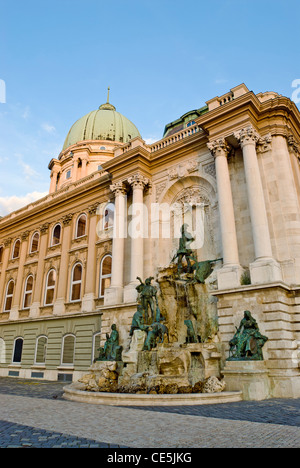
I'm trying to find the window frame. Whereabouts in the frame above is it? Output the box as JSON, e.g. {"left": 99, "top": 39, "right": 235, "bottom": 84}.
{"left": 70, "top": 262, "right": 83, "bottom": 302}
{"left": 30, "top": 231, "right": 40, "bottom": 253}
{"left": 99, "top": 254, "right": 112, "bottom": 298}
{"left": 3, "top": 279, "right": 15, "bottom": 312}
{"left": 103, "top": 203, "right": 115, "bottom": 231}
{"left": 75, "top": 213, "right": 87, "bottom": 239}
{"left": 61, "top": 334, "right": 76, "bottom": 366}
{"left": 51, "top": 223, "right": 62, "bottom": 246}
{"left": 44, "top": 269, "right": 57, "bottom": 306}
{"left": 34, "top": 335, "right": 48, "bottom": 365}
{"left": 12, "top": 337, "right": 24, "bottom": 364}
{"left": 12, "top": 239, "right": 21, "bottom": 259}
{"left": 23, "top": 274, "right": 34, "bottom": 310}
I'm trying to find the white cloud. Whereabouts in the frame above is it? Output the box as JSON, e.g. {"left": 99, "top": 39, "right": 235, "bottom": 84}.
{"left": 41, "top": 122, "right": 56, "bottom": 134}
{"left": 0, "top": 191, "right": 48, "bottom": 217}
{"left": 144, "top": 136, "right": 160, "bottom": 144}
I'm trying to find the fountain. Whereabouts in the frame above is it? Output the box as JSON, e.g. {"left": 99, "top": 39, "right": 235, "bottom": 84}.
{"left": 63, "top": 225, "right": 243, "bottom": 405}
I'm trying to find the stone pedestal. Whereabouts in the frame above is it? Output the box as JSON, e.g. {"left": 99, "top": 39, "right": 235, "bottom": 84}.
{"left": 222, "top": 360, "right": 270, "bottom": 401}
{"left": 217, "top": 264, "right": 244, "bottom": 290}
{"left": 249, "top": 258, "right": 282, "bottom": 285}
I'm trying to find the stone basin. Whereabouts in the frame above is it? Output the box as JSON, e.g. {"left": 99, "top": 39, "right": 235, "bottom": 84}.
{"left": 63, "top": 382, "right": 243, "bottom": 406}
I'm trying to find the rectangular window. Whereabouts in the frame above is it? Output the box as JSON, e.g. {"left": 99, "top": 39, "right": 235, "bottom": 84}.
{"left": 66, "top": 170, "right": 71, "bottom": 180}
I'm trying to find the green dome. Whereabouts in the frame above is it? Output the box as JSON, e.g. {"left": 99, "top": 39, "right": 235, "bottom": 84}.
{"left": 63, "top": 100, "right": 141, "bottom": 151}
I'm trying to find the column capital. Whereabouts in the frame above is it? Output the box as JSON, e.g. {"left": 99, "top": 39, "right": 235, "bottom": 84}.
{"left": 288, "top": 135, "right": 300, "bottom": 155}
{"left": 234, "top": 125, "right": 260, "bottom": 147}
{"left": 4, "top": 237, "right": 12, "bottom": 247}
{"left": 127, "top": 173, "right": 149, "bottom": 190}
{"left": 21, "top": 230, "right": 30, "bottom": 241}
{"left": 61, "top": 213, "right": 74, "bottom": 226}
{"left": 110, "top": 180, "right": 127, "bottom": 196}
{"left": 207, "top": 138, "right": 231, "bottom": 158}
{"left": 88, "top": 202, "right": 100, "bottom": 216}
{"left": 39, "top": 222, "right": 50, "bottom": 235}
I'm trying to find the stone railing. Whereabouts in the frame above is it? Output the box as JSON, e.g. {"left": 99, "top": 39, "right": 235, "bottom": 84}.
{"left": 149, "top": 124, "right": 202, "bottom": 153}
{"left": 0, "top": 169, "right": 107, "bottom": 224}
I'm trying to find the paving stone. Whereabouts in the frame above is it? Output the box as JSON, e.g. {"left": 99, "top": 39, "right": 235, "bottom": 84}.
{"left": 0, "top": 377, "right": 299, "bottom": 448}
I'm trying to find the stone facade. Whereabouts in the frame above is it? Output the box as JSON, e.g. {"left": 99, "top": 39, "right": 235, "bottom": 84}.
{"left": 0, "top": 83, "right": 300, "bottom": 398}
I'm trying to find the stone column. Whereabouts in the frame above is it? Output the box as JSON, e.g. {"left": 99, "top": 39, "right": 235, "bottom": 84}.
{"left": 123, "top": 174, "right": 149, "bottom": 303}
{"left": 82, "top": 203, "right": 99, "bottom": 312}
{"left": 234, "top": 126, "right": 282, "bottom": 284}
{"left": 207, "top": 139, "right": 243, "bottom": 289}
{"left": 10, "top": 231, "right": 30, "bottom": 320}
{"left": 53, "top": 213, "right": 73, "bottom": 315}
{"left": 50, "top": 167, "right": 60, "bottom": 193}
{"left": 0, "top": 238, "right": 12, "bottom": 311}
{"left": 30, "top": 223, "right": 49, "bottom": 318}
{"left": 81, "top": 156, "right": 88, "bottom": 178}
{"left": 104, "top": 181, "right": 127, "bottom": 305}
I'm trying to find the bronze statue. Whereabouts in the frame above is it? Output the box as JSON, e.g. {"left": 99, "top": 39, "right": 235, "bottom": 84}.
{"left": 97, "top": 324, "right": 123, "bottom": 361}
{"left": 136, "top": 276, "right": 159, "bottom": 324}
{"left": 184, "top": 319, "right": 200, "bottom": 343}
{"left": 129, "top": 304, "right": 149, "bottom": 336}
{"left": 227, "top": 311, "right": 268, "bottom": 361}
{"left": 172, "top": 224, "right": 195, "bottom": 274}
{"left": 143, "top": 321, "right": 169, "bottom": 351}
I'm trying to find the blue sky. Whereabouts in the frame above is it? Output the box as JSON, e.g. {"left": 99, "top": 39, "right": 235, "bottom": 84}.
{"left": 0, "top": 0, "right": 299, "bottom": 216}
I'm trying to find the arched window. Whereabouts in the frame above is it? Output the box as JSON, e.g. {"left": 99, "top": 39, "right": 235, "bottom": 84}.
{"left": 12, "top": 337, "right": 23, "bottom": 363}
{"left": 44, "top": 269, "right": 56, "bottom": 305}
{"left": 70, "top": 262, "right": 82, "bottom": 302}
{"left": 99, "top": 254, "right": 112, "bottom": 298}
{"left": 103, "top": 203, "right": 115, "bottom": 230}
{"left": 30, "top": 232, "right": 39, "bottom": 253}
{"left": 75, "top": 214, "right": 87, "bottom": 238}
{"left": 35, "top": 336, "right": 47, "bottom": 364}
{"left": 51, "top": 224, "right": 61, "bottom": 246}
{"left": 12, "top": 239, "right": 21, "bottom": 259}
{"left": 4, "top": 279, "right": 14, "bottom": 312}
{"left": 0, "top": 338, "right": 6, "bottom": 364}
{"left": 61, "top": 334, "right": 75, "bottom": 365}
{"left": 23, "top": 275, "right": 34, "bottom": 309}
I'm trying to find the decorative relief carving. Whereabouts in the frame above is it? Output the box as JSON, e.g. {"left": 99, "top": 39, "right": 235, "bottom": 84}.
{"left": 168, "top": 159, "right": 199, "bottom": 180}
{"left": 204, "top": 163, "right": 216, "bottom": 179}
{"left": 155, "top": 181, "right": 167, "bottom": 202}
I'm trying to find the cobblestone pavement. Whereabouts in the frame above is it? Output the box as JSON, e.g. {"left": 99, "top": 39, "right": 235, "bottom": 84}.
{"left": 0, "top": 377, "right": 299, "bottom": 448}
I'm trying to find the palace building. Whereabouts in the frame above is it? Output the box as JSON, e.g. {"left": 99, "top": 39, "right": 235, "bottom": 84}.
{"left": 0, "top": 83, "right": 300, "bottom": 398}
